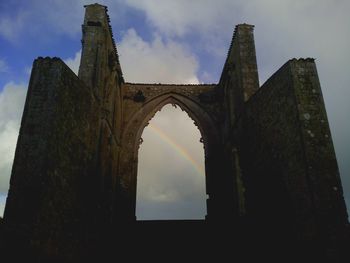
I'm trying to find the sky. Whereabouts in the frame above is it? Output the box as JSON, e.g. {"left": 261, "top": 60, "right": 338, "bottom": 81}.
{"left": 136, "top": 104, "right": 206, "bottom": 220}
{"left": 0, "top": 0, "right": 349, "bottom": 219}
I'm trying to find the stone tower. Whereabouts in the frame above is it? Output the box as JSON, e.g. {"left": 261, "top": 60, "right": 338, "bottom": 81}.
{"left": 2, "top": 3, "right": 349, "bottom": 262}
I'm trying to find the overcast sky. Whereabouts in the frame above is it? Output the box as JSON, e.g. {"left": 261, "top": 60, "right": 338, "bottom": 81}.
{"left": 0, "top": 0, "right": 349, "bottom": 219}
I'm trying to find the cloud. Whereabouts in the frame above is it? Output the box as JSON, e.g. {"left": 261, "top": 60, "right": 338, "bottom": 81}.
{"left": 64, "top": 50, "right": 81, "bottom": 75}
{"left": 136, "top": 105, "right": 206, "bottom": 220}
{"left": 119, "top": 28, "right": 199, "bottom": 84}
{"left": 0, "top": 82, "right": 27, "bottom": 197}
{"left": 123, "top": 0, "right": 240, "bottom": 60}
{"left": 125, "top": 0, "right": 237, "bottom": 37}
{"left": 123, "top": 0, "right": 350, "bottom": 80}
{"left": 0, "top": 10, "right": 28, "bottom": 42}
{"left": 24, "top": 66, "right": 32, "bottom": 75}
{"left": 0, "top": 194, "right": 6, "bottom": 217}
{"left": 0, "top": 59, "right": 9, "bottom": 73}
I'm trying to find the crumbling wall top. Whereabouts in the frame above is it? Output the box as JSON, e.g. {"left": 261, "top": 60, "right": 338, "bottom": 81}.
{"left": 83, "top": 3, "right": 124, "bottom": 82}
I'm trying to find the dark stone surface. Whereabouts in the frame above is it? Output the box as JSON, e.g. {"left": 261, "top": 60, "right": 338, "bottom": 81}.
{"left": 2, "top": 3, "right": 349, "bottom": 262}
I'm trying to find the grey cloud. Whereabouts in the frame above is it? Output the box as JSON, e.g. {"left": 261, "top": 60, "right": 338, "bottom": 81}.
{"left": 0, "top": 59, "right": 9, "bottom": 73}
{"left": 0, "top": 10, "right": 28, "bottom": 42}
{"left": 64, "top": 50, "right": 81, "bottom": 75}
{"left": 136, "top": 105, "right": 206, "bottom": 220}
{"left": 119, "top": 28, "right": 199, "bottom": 84}
{"left": 0, "top": 194, "right": 6, "bottom": 217}
{"left": 0, "top": 82, "right": 26, "bottom": 195}
{"left": 125, "top": 0, "right": 241, "bottom": 38}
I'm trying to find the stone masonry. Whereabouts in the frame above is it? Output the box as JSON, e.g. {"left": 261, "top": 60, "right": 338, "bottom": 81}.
{"left": 1, "top": 3, "right": 349, "bottom": 262}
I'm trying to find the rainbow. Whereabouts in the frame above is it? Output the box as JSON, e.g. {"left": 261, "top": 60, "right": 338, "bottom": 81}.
{"left": 148, "top": 123, "right": 205, "bottom": 176}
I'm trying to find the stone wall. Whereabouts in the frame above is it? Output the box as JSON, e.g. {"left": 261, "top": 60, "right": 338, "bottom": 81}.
{"left": 219, "top": 24, "right": 259, "bottom": 123}
{"left": 237, "top": 58, "right": 349, "bottom": 259}
{"left": 3, "top": 58, "right": 100, "bottom": 261}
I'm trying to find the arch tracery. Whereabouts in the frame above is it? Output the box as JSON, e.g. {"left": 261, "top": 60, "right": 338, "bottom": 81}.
{"left": 122, "top": 92, "right": 220, "bottom": 157}
{"left": 116, "top": 85, "right": 223, "bottom": 220}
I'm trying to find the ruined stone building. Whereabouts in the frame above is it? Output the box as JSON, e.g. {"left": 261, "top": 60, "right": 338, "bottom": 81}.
{"left": 1, "top": 3, "right": 349, "bottom": 262}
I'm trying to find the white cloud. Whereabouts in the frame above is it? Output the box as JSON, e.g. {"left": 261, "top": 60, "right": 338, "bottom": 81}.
{"left": 0, "top": 59, "right": 9, "bottom": 73}
{"left": 0, "top": 194, "right": 6, "bottom": 217}
{"left": 64, "top": 50, "right": 81, "bottom": 75}
{"left": 136, "top": 105, "right": 206, "bottom": 220}
{"left": 125, "top": 0, "right": 237, "bottom": 38}
{"left": 24, "top": 66, "right": 32, "bottom": 75}
{"left": 0, "top": 82, "right": 27, "bottom": 195}
{"left": 119, "top": 28, "right": 199, "bottom": 84}
{"left": 123, "top": 0, "right": 350, "bottom": 80}
{"left": 0, "top": 11, "right": 28, "bottom": 42}
{"left": 123, "top": 0, "right": 239, "bottom": 59}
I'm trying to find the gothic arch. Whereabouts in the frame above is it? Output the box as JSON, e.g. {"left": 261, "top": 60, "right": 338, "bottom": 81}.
{"left": 116, "top": 86, "right": 224, "bottom": 220}
{"left": 122, "top": 92, "right": 220, "bottom": 156}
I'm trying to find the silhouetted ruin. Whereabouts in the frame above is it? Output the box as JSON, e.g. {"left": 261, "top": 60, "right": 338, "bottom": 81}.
{"left": 1, "top": 3, "right": 349, "bottom": 262}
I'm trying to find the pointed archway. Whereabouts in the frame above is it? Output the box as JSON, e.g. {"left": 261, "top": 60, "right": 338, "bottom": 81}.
{"left": 136, "top": 104, "right": 207, "bottom": 220}
{"left": 116, "top": 90, "right": 237, "bottom": 222}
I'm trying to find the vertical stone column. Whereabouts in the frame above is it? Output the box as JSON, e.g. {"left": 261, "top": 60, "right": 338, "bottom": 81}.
{"left": 232, "top": 24, "right": 260, "bottom": 102}
{"left": 219, "top": 25, "right": 260, "bottom": 220}
{"left": 220, "top": 24, "right": 259, "bottom": 120}
{"left": 78, "top": 4, "right": 125, "bottom": 225}
{"left": 79, "top": 4, "right": 107, "bottom": 94}
{"left": 78, "top": 4, "right": 123, "bottom": 98}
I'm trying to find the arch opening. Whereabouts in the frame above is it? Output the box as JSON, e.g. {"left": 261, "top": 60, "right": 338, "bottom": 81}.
{"left": 136, "top": 104, "right": 207, "bottom": 220}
